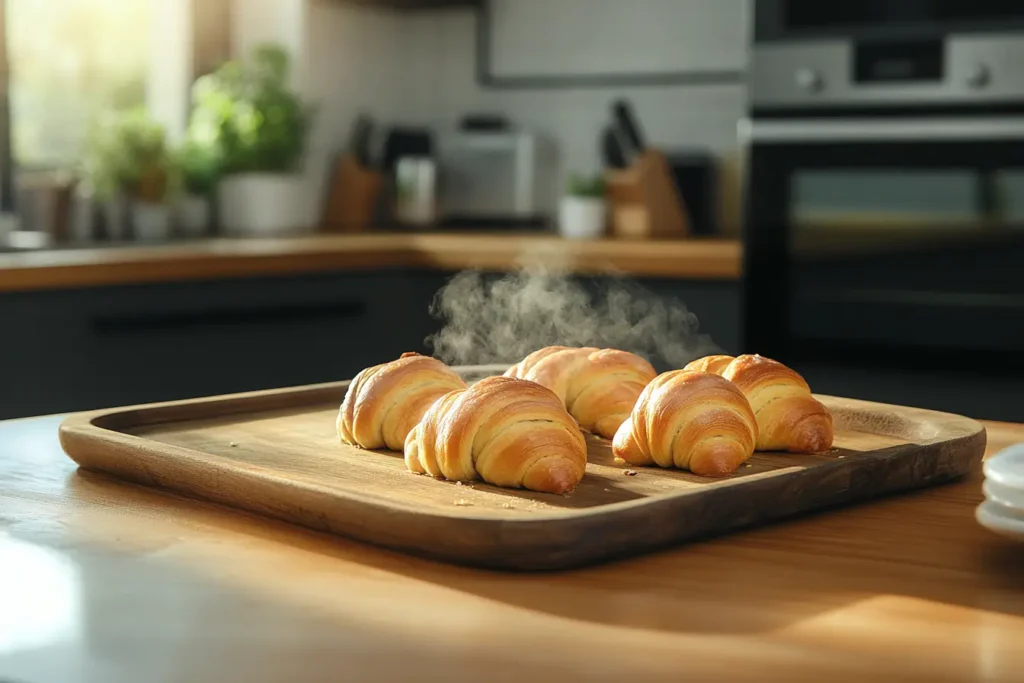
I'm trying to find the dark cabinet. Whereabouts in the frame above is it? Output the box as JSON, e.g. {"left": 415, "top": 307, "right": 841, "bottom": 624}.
{"left": 0, "top": 269, "right": 742, "bottom": 420}
{"left": 0, "top": 270, "right": 447, "bottom": 419}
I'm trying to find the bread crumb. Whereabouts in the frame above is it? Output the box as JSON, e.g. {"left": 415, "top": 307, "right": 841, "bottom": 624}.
{"left": 454, "top": 499, "right": 472, "bottom": 506}
{"left": 745, "top": 464, "right": 752, "bottom": 468}
{"left": 838, "top": 455, "right": 846, "bottom": 459}
{"left": 623, "top": 469, "right": 638, "bottom": 477}
{"left": 502, "top": 502, "right": 513, "bottom": 509}
{"left": 229, "top": 442, "right": 239, "bottom": 447}
{"left": 455, "top": 481, "right": 464, "bottom": 486}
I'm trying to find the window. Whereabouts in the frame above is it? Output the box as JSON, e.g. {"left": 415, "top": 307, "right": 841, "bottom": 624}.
{"left": 6, "top": 0, "right": 152, "bottom": 169}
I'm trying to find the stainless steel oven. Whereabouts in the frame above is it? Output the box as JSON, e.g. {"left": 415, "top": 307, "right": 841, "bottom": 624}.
{"left": 743, "top": 1, "right": 1024, "bottom": 374}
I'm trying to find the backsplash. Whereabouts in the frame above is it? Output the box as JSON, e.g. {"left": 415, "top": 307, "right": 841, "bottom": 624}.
{"left": 300, "top": 0, "right": 751, "bottom": 225}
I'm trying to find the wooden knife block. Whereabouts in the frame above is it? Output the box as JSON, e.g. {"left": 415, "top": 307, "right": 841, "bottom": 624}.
{"left": 321, "top": 154, "right": 383, "bottom": 233}
{"left": 604, "top": 150, "right": 689, "bottom": 239}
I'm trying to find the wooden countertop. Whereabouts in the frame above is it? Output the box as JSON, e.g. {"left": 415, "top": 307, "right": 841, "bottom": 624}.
{"left": 1, "top": 414, "right": 1022, "bottom": 681}
{"left": 0, "top": 233, "right": 742, "bottom": 293}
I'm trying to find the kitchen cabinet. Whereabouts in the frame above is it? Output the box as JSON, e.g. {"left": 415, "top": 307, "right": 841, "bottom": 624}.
{"left": 0, "top": 270, "right": 445, "bottom": 420}
{"left": 0, "top": 270, "right": 741, "bottom": 419}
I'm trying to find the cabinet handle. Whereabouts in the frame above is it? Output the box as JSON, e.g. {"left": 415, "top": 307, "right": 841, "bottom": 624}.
{"left": 92, "top": 301, "right": 367, "bottom": 334}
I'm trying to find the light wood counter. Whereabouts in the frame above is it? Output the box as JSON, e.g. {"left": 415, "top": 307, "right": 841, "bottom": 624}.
{"left": 0, "top": 233, "right": 741, "bottom": 293}
{"left": 0, "top": 414, "right": 1022, "bottom": 682}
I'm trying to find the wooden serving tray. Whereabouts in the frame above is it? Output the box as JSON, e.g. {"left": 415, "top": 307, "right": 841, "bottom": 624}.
{"left": 59, "top": 365, "right": 986, "bottom": 571}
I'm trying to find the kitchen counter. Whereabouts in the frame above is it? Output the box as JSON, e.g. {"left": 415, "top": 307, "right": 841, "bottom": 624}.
{"left": 0, "top": 233, "right": 742, "bottom": 293}
{"left": 1, "top": 413, "right": 1022, "bottom": 682}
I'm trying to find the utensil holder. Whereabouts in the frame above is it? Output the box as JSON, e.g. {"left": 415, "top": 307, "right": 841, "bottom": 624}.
{"left": 321, "top": 154, "right": 383, "bottom": 232}
{"left": 604, "top": 150, "right": 689, "bottom": 239}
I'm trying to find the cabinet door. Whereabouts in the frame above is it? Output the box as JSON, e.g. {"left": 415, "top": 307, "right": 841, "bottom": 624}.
{"left": 0, "top": 270, "right": 443, "bottom": 419}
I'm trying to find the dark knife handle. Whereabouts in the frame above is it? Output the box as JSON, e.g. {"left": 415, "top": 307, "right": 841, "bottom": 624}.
{"left": 612, "top": 99, "right": 646, "bottom": 155}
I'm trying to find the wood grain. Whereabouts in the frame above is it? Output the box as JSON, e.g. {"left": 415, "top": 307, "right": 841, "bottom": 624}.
{"left": 2, "top": 413, "right": 1023, "bottom": 681}
{"left": 58, "top": 367, "right": 986, "bottom": 570}
{"left": 0, "top": 233, "right": 741, "bottom": 293}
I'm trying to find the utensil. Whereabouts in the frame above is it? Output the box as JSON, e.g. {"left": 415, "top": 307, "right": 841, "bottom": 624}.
{"left": 601, "top": 127, "right": 627, "bottom": 169}
{"left": 611, "top": 98, "right": 647, "bottom": 163}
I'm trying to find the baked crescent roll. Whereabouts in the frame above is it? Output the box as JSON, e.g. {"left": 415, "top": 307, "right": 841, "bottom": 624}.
{"left": 337, "top": 352, "right": 467, "bottom": 451}
{"left": 504, "top": 346, "right": 657, "bottom": 439}
{"left": 612, "top": 370, "right": 757, "bottom": 477}
{"left": 683, "top": 354, "right": 735, "bottom": 375}
{"left": 721, "top": 355, "right": 833, "bottom": 453}
{"left": 405, "top": 376, "right": 587, "bottom": 494}
{"left": 685, "top": 353, "right": 834, "bottom": 453}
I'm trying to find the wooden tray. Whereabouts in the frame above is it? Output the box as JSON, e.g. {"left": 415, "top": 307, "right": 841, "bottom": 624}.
{"left": 59, "top": 365, "right": 986, "bottom": 571}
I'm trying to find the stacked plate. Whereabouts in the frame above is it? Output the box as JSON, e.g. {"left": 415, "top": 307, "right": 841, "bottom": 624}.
{"left": 977, "top": 443, "right": 1024, "bottom": 541}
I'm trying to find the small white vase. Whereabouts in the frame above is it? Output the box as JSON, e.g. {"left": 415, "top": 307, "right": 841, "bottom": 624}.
{"left": 220, "top": 173, "right": 308, "bottom": 236}
{"left": 103, "top": 194, "right": 129, "bottom": 241}
{"left": 70, "top": 187, "right": 96, "bottom": 242}
{"left": 178, "top": 194, "right": 211, "bottom": 237}
{"left": 131, "top": 201, "right": 171, "bottom": 242}
{"left": 558, "top": 196, "right": 607, "bottom": 239}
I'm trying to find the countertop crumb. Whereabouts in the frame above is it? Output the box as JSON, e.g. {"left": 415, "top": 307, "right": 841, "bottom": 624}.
{"left": 745, "top": 464, "right": 752, "bottom": 468}
{"left": 229, "top": 441, "right": 239, "bottom": 447}
{"left": 454, "top": 499, "right": 472, "bottom": 506}
{"left": 623, "top": 469, "right": 638, "bottom": 477}
{"left": 455, "top": 481, "right": 463, "bottom": 486}
{"left": 502, "top": 502, "right": 513, "bottom": 509}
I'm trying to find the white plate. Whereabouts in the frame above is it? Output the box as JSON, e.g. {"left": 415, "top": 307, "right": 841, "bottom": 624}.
{"left": 983, "top": 479, "right": 1024, "bottom": 510}
{"left": 983, "top": 443, "right": 1024, "bottom": 491}
{"left": 976, "top": 500, "right": 1024, "bottom": 541}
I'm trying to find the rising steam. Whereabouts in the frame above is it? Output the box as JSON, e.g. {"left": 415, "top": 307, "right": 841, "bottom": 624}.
{"left": 427, "top": 265, "right": 720, "bottom": 370}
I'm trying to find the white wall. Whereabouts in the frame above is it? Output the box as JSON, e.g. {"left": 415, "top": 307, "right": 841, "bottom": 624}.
{"left": 235, "top": 0, "right": 749, "bottom": 225}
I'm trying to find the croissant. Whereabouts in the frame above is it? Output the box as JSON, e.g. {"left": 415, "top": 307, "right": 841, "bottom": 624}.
{"left": 504, "top": 346, "right": 657, "bottom": 439}
{"left": 684, "top": 354, "right": 833, "bottom": 453}
{"left": 612, "top": 370, "right": 757, "bottom": 476}
{"left": 405, "top": 376, "right": 587, "bottom": 494}
{"left": 337, "top": 352, "right": 467, "bottom": 451}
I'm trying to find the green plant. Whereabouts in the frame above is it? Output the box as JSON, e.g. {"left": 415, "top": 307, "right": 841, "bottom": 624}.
{"left": 565, "top": 172, "right": 605, "bottom": 198}
{"left": 82, "top": 107, "right": 176, "bottom": 203}
{"left": 189, "top": 43, "right": 312, "bottom": 175}
{"left": 177, "top": 137, "right": 219, "bottom": 196}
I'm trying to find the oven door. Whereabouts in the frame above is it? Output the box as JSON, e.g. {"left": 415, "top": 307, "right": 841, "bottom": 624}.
{"left": 743, "top": 117, "right": 1024, "bottom": 371}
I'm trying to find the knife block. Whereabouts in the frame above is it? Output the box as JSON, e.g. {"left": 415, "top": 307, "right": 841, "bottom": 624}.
{"left": 604, "top": 150, "right": 689, "bottom": 239}
{"left": 321, "top": 154, "right": 383, "bottom": 232}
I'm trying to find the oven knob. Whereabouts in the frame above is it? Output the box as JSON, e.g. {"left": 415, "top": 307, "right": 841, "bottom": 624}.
{"left": 795, "top": 67, "right": 824, "bottom": 93}
{"left": 966, "top": 63, "right": 991, "bottom": 89}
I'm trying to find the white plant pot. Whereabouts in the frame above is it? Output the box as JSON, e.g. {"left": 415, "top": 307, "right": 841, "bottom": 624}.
{"left": 70, "top": 188, "right": 96, "bottom": 242}
{"left": 219, "top": 174, "right": 308, "bottom": 236}
{"left": 558, "top": 196, "right": 607, "bottom": 240}
{"left": 103, "top": 195, "right": 129, "bottom": 241}
{"left": 178, "top": 194, "right": 211, "bottom": 237}
{"left": 131, "top": 201, "right": 171, "bottom": 242}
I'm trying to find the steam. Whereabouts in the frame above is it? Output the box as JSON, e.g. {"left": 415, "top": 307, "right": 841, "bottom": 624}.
{"left": 427, "top": 264, "right": 720, "bottom": 370}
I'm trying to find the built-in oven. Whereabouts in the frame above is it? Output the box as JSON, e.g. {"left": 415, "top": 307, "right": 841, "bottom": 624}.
{"left": 743, "top": 1, "right": 1024, "bottom": 377}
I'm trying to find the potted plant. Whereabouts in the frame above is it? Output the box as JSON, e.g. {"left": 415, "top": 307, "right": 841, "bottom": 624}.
{"left": 176, "top": 137, "right": 218, "bottom": 236}
{"left": 82, "top": 117, "right": 130, "bottom": 240}
{"left": 84, "top": 109, "right": 176, "bottom": 241}
{"left": 559, "top": 172, "right": 607, "bottom": 239}
{"left": 190, "top": 44, "right": 312, "bottom": 235}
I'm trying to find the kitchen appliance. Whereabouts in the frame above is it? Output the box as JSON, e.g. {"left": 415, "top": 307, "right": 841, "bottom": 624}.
{"left": 744, "top": 1, "right": 1024, "bottom": 376}
{"left": 435, "top": 129, "right": 554, "bottom": 227}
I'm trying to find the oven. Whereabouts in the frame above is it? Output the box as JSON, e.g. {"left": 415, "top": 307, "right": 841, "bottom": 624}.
{"left": 743, "top": 1, "right": 1024, "bottom": 376}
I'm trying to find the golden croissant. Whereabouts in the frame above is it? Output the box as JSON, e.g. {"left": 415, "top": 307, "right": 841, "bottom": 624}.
{"left": 405, "top": 376, "right": 588, "bottom": 494}
{"left": 337, "top": 352, "right": 467, "bottom": 451}
{"left": 504, "top": 346, "right": 657, "bottom": 439}
{"left": 684, "top": 354, "right": 833, "bottom": 453}
{"left": 613, "top": 370, "right": 757, "bottom": 477}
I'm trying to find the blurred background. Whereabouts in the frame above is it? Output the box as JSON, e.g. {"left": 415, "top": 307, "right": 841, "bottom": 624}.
{"left": 0, "top": 0, "right": 1021, "bottom": 422}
